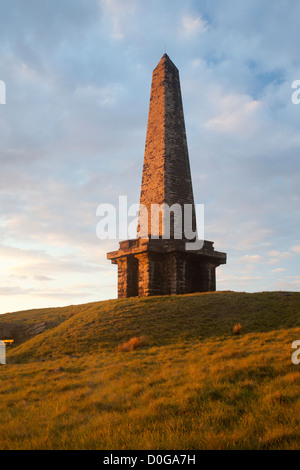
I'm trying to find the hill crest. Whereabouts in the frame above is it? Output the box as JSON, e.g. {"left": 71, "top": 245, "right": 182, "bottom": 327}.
{"left": 1, "top": 291, "right": 299, "bottom": 363}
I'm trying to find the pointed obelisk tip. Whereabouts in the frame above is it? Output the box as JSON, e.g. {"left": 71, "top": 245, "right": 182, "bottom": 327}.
{"left": 160, "top": 53, "right": 170, "bottom": 62}
{"left": 156, "top": 53, "right": 178, "bottom": 70}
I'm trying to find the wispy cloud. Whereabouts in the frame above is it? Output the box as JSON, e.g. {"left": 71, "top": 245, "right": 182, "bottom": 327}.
{"left": 180, "top": 14, "right": 208, "bottom": 36}
{"left": 100, "top": 0, "right": 138, "bottom": 39}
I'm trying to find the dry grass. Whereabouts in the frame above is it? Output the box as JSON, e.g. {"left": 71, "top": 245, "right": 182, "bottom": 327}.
{"left": 233, "top": 323, "right": 242, "bottom": 335}
{"left": 4, "top": 291, "right": 300, "bottom": 363}
{"left": 0, "top": 291, "right": 299, "bottom": 450}
{"left": 117, "top": 336, "right": 147, "bottom": 352}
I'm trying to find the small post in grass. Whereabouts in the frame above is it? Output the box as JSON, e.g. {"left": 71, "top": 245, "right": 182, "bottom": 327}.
{"left": 0, "top": 340, "right": 6, "bottom": 365}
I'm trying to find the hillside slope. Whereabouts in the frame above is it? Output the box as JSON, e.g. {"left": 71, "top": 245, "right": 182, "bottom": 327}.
{"left": 0, "top": 291, "right": 299, "bottom": 450}
{"left": 4, "top": 291, "right": 300, "bottom": 363}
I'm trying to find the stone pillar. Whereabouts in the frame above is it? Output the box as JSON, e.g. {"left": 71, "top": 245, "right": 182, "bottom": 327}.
{"left": 174, "top": 253, "right": 186, "bottom": 294}
{"left": 135, "top": 253, "right": 150, "bottom": 297}
{"left": 199, "top": 262, "right": 216, "bottom": 292}
{"left": 116, "top": 256, "right": 139, "bottom": 298}
{"left": 116, "top": 257, "right": 128, "bottom": 298}
{"left": 166, "top": 253, "right": 177, "bottom": 295}
{"left": 209, "top": 264, "right": 216, "bottom": 291}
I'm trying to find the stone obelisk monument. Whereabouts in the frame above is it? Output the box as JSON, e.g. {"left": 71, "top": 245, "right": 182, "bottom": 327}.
{"left": 107, "top": 54, "right": 226, "bottom": 298}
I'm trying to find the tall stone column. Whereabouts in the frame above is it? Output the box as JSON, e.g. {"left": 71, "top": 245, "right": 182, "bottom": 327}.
{"left": 107, "top": 55, "right": 227, "bottom": 298}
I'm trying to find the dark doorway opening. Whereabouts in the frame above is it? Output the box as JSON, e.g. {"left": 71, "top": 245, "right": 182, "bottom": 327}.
{"left": 127, "top": 256, "right": 139, "bottom": 297}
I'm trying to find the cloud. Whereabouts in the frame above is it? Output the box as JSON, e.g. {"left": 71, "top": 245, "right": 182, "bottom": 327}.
{"left": 266, "top": 250, "right": 291, "bottom": 265}
{"left": 180, "top": 15, "right": 208, "bottom": 36}
{"left": 206, "top": 93, "right": 261, "bottom": 134}
{"left": 33, "top": 275, "right": 54, "bottom": 282}
{"left": 271, "top": 268, "right": 286, "bottom": 273}
{"left": 100, "top": 0, "right": 138, "bottom": 39}
{"left": 241, "top": 255, "right": 262, "bottom": 263}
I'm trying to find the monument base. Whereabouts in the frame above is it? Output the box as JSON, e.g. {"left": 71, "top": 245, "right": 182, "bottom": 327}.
{"left": 107, "top": 238, "right": 226, "bottom": 298}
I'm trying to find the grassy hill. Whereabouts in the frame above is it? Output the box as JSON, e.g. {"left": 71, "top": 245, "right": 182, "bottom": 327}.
{"left": 0, "top": 291, "right": 299, "bottom": 449}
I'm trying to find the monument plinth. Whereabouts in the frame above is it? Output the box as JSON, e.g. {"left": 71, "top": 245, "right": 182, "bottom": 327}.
{"left": 107, "top": 54, "right": 226, "bottom": 298}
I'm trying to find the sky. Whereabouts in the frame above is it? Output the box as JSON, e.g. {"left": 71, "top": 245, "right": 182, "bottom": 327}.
{"left": 0, "top": 0, "right": 300, "bottom": 314}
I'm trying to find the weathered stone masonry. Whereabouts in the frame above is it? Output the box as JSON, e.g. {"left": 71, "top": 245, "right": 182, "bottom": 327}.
{"left": 107, "top": 54, "right": 226, "bottom": 298}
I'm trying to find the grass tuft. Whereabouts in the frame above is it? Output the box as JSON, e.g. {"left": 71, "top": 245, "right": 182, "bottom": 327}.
{"left": 117, "top": 336, "right": 147, "bottom": 352}
{"left": 233, "top": 323, "right": 242, "bottom": 335}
